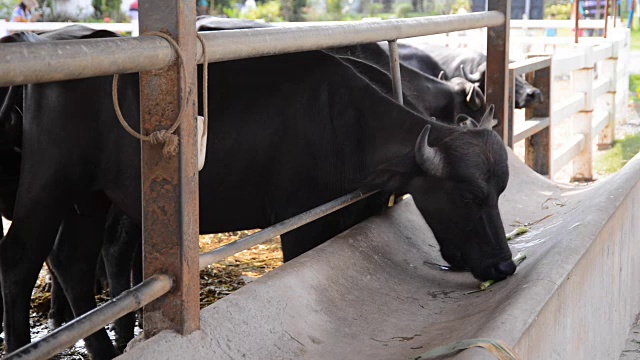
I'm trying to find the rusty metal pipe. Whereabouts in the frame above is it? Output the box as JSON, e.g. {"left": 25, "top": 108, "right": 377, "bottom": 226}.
{"left": 5, "top": 274, "right": 173, "bottom": 360}
{"left": 0, "top": 12, "right": 504, "bottom": 87}
{"left": 197, "top": 12, "right": 504, "bottom": 63}
{"left": 387, "top": 40, "right": 403, "bottom": 105}
{"left": 199, "top": 190, "right": 378, "bottom": 270}
{"left": 575, "top": 0, "right": 580, "bottom": 43}
{"left": 0, "top": 36, "right": 173, "bottom": 87}
{"left": 604, "top": 0, "right": 609, "bottom": 38}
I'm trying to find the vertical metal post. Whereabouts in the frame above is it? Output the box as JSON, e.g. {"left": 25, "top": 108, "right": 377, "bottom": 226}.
{"left": 613, "top": 0, "right": 618, "bottom": 27}
{"left": 506, "top": 69, "right": 516, "bottom": 148}
{"left": 524, "top": 64, "right": 552, "bottom": 176}
{"left": 605, "top": 0, "right": 610, "bottom": 38}
{"left": 486, "top": 0, "right": 511, "bottom": 143}
{"left": 575, "top": 0, "right": 580, "bottom": 43}
{"left": 387, "top": 40, "right": 403, "bottom": 105}
{"left": 139, "top": 0, "right": 200, "bottom": 338}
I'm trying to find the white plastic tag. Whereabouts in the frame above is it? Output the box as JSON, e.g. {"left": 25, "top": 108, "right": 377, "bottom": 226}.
{"left": 197, "top": 115, "right": 207, "bottom": 171}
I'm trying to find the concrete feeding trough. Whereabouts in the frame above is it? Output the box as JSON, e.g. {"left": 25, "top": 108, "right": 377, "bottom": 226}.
{"left": 119, "top": 148, "right": 640, "bottom": 359}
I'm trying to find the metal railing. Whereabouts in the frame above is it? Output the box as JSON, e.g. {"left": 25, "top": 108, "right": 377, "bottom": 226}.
{"left": 0, "top": 5, "right": 511, "bottom": 359}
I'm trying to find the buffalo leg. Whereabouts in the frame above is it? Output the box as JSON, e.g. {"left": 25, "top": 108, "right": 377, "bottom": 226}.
{"left": 0, "top": 195, "right": 65, "bottom": 352}
{"left": 46, "top": 270, "right": 73, "bottom": 329}
{"left": 48, "top": 202, "right": 118, "bottom": 359}
{"left": 102, "top": 207, "right": 141, "bottom": 352}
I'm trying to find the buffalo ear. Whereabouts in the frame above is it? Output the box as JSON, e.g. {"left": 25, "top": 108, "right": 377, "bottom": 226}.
{"left": 465, "top": 84, "right": 485, "bottom": 111}
{"left": 414, "top": 125, "right": 445, "bottom": 178}
{"left": 479, "top": 104, "right": 495, "bottom": 129}
{"left": 455, "top": 114, "right": 479, "bottom": 129}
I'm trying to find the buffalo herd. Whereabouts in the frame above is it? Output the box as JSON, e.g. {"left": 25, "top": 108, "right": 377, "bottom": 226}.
{"left": 0, "top": 17, "right": 541, "bottom": 358}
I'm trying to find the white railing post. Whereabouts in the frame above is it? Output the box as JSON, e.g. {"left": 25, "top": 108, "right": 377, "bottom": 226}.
{"left": 571, "top": 44, "right": 595, "bottom": 181}
{"left": 616, "top": 29, "right": 631, "bottom": 125}
{"left": 598, "top": 35, "right": 619, "bottom": 149}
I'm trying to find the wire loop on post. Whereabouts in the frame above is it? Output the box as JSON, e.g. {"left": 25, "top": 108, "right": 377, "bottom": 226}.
{"left": 112, "top": 31, "right": 187, "bottom": 157}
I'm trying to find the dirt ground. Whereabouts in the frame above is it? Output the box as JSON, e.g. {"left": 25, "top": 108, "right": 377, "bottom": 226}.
{"left": 0, "top": 230, "right": 284, "bottom": 359}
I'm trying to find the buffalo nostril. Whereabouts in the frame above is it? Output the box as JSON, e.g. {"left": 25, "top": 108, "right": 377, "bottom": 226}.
{"left": 527, "top": 90, "right": 544, "bottom": 103}
{"left": 495, "top": 260, "right": 516, "bottom": 277}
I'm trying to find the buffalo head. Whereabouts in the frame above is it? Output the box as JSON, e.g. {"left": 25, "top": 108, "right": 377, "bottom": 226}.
{"left": 408, "top": 106, "right": 514, "bottom": 281}
{"left": 461, "top": 63, "right": 544, "bottom": 110}
{"left": 514, "top": 75, "right": 543, "bottom": 109}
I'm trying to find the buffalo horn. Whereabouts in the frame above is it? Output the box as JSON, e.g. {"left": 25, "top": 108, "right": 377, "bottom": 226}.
{"left": 460, "top": 65, "right": 482, "bottom": 83}
{"left": 415, "top": 125, "right": 445, "bottom": 177}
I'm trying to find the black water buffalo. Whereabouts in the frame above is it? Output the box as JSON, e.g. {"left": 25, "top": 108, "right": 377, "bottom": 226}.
{"left": 397, "top": 43, "right": 544, "bottom": 109}
{"left": 0, "top": 30, "right": 514, "bottom": 359}
{"left": 328, "top": 43, "right": 487, "bottom": 124}
{"left": 0, "top": 28, "right": 139, "bottom": 357}
{"left": 195, "top": 17, "right": 488, "bottom": 124}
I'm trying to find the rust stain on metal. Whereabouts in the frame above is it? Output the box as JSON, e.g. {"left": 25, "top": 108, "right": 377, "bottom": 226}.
{"left": 486, "top": 0, "right": 511, "bottom": 143}
{"left": 139, "top": 0, "right": 200, "bottom": 338}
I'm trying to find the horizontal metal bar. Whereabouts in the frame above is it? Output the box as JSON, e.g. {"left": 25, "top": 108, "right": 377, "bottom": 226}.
{"left": 509, "top": 57, "right": 551, "bottom": 76}
{"left": 197, "top": 12, "right": 504, "bottom": 63}
{"left": 552, "top": 93, "right": 585, "bottom": 125}
{"left": 513, "top": 117, "right": 550, "bottom": 143}
{"left": 553, "top": 134, "right": 585, "bottom": 172}
{"left": 0, "top": 12, "right": 503, "bottom": 87}
{"left": 199, "top": 189, "right": 378, "bottom": 270}
{"left": 592, "top": 110, "right": 609, "bottom": 135}
{"left": 0, "top": 37, "right": 173, "bottom": 87}
{"left": 593, "top": 78, "right": 611, "bottom": 99}
{"left": 6, "top": 274, "right": 173, "bottom": 360}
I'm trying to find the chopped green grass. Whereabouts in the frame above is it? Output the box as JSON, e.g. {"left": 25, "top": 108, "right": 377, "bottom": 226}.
{"left": 506, "top": 226, "right": 529, "bottom": 241}
{"left": 595, "top": 133, "right": 640, "bottom": 175}
{"left": 465, "top": 252, "right": 527, "bottom": 294}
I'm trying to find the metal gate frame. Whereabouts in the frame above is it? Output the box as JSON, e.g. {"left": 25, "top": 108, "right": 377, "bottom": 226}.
{"left": 0, "top": 2, "right": 511, "bottom": 358}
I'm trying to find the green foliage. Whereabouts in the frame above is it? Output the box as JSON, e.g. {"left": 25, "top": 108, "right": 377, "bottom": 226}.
{"left": 451, "top": 0, "right": 470, "bottom": 13}
{"left": 630, "top": 29, "right": 640, "bottom": 51}
{"left": 326, "top": 0, "right": 341, "bottom": 16}
{"left": 631, "top": 75, "right": 640, "bottom": 102}
{"left": 91, "top": 0, "right": 123, "bottom": 19}
{"left": 0, "top": 0, "right": 18, "bottom": 20}
{"left": 595, "top": 133, "right": 640, "bottom": 175}
{"left": 395, "top": 3, "right": 412, "bottom": 18}
{"left": 369, "top": 3, "right": 382, "bottom": 16}
{"left": 224, "top": 0, "right": 282, "bottom": 22}
{"left": 544, "top": 3, "right": 571, "bottom": 19}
